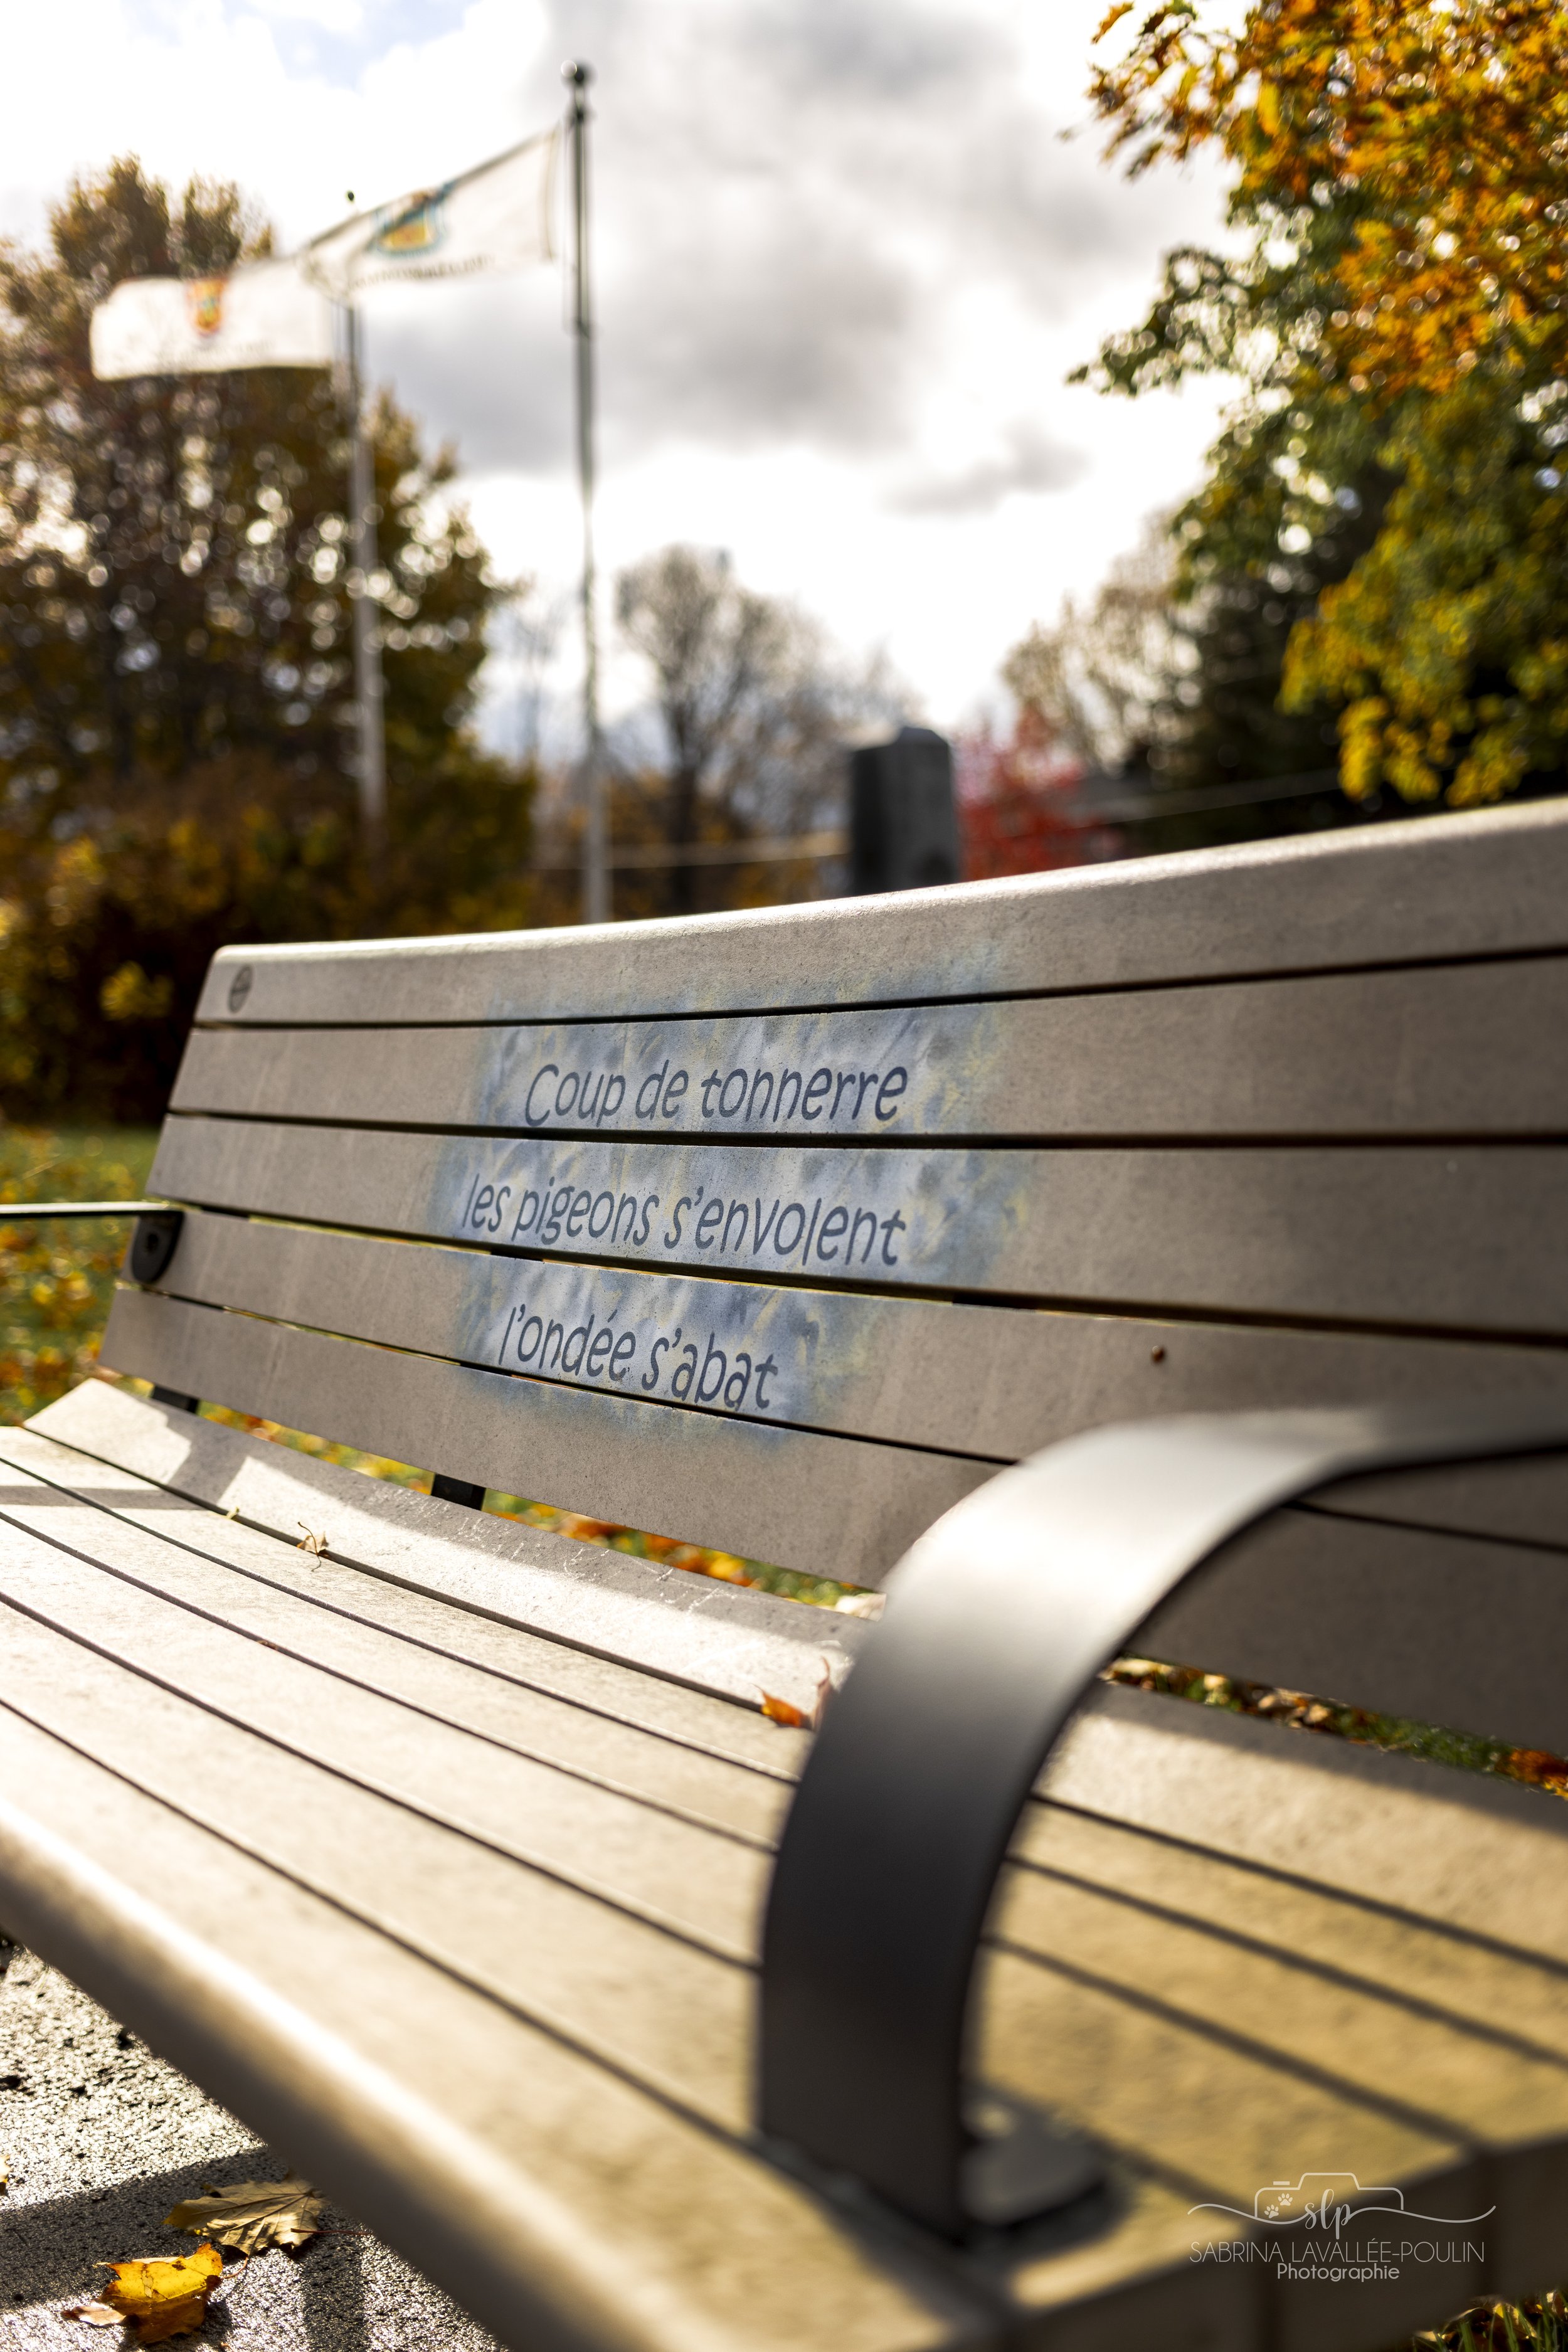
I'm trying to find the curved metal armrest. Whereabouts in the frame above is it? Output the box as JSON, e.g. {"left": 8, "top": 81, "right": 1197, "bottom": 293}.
{"left": 758, "top": 1401, "right": 1568, "bottom": 2240}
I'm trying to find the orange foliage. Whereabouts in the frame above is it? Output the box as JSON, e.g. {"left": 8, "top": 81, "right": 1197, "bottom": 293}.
{"left": 955, "top": 707, "right": 1094, "bottom": 881}
{"left": 1091, "top": 0, "right": 1568, "bottom": 403}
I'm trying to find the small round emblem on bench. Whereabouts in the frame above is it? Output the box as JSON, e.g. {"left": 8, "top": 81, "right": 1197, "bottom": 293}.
{"left": 129, "top": 1210, "right": 184, "bottom": 1286}
{"left": 227, "top": 965, "right": 254, "bottom": 1014}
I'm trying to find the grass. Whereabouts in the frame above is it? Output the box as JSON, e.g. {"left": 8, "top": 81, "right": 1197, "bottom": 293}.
{"left": 0, "top": 1125, "right": 159, "bottom": 1418}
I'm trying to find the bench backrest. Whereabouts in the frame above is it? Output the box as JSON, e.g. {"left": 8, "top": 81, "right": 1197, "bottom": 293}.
{"left": 103, "top": 798, "right": 1568, "bottom": 1749}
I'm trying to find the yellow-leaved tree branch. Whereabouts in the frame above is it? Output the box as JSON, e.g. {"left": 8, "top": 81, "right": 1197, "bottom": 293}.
{"left": 1084, "top": 0, "right": 1568, "bottom": 808}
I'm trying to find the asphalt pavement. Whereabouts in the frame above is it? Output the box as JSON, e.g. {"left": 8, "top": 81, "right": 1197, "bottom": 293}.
{"left": 0, "top": 1942, "right": 502, "bottom": 2351}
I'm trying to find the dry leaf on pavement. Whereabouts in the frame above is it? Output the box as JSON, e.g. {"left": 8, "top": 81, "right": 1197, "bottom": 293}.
{"left": 165, "top": 2173, "right": 324, "bottom": 2255}
{"left": 97, "top": 2243, "right": 222, "bottom": 2342}
{"left": 61, "top": 2304, "right": 120, "bottom": 2327}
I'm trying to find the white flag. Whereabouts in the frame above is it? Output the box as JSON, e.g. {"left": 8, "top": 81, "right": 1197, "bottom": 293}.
{"left": 302, "top": 128, "right": 558, "bottom": 302}
{"left": 90, "top": 260, "right": 334, "bottom": 380}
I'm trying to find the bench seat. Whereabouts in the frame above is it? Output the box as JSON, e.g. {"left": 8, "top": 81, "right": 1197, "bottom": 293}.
{"left": 4, "top": 1381, "right": 1568, "bottom": 2351}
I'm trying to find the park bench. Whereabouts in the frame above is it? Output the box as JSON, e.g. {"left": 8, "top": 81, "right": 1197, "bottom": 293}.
{"left": 6, "top": 797, "right": 1568, "bottom": 2349}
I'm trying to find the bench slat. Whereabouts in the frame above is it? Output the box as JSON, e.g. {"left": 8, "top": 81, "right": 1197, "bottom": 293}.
{"left": 11, "top": 1483, "right": 1560, "bottom": 2337}
{"left": 975, "top": 1927, "right": 1478, "bottom": 2205}
{"left": 153, "top": 1208, "right": 1568, "bottom": 1470}
{"left": 0, "top": 1439, "right": 790, "bottom": 1844}
{"left": 9, "top": 1658, "right": 1517, "bottom": 2344}
{"left": 6, "top": 1507, "right": 1512, "bottom": 2178}
{"left": 23, "top": 1396, "right": 1568, "bottom": 1851}
{"left": 191, "top": 800, "right": 1568, "bottom": 1027}
{"left": 0, "top": 1456, "right": 787, "bottom": 1854}
{"left": 992, "top": 1863, "right": 1568, "bottom": 2148}
{"left": 149, "top": 1115, "right": 1568, "bottom": 1335}
{"left": 23, "top": 1382, "right": 862, "bottom": 1724}
{"left": 24, "top": 1383, "right": 1568, "bottom": 2324}
{"left": 0, "top": 1596, "right": 755, "bottom": 2128}
{"left": 1145, "top": 1501, "right": 1568, "bottom": 1756}
{"left": 99, "top": 1288, "right": 987, "bottom": 1581}
{"left": 1048, "top": 1683, "right": 1568, "bottom": 1959}
{"left": 26, "top": 1384, "right": 1568, "bottom": 1944}
{"left": 90, "top": 1290, "right": 1568, "bottom": 1751}
{"left": 1015, "top": 1796, "right": 1568, "bottom": 2063}
{"left": 0, "top": 1703, "right": 1012, "bottom": 2352}
{"left": 0, "top": 1564, "right": 1521, "bottom": 2190}
{"left": 169, "top": 956, "right": 1568, "bottom": 1141}
{"left": 1310, "top": 1453, "right": 1568, "bottom": 1554}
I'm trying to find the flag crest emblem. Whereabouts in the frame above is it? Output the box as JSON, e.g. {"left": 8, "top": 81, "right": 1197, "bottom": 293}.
{"left": 373, "top": 186, "right": 451, "bottom": 258}
{"left": 184, "top": 277, "right": 227, "bottom": 339}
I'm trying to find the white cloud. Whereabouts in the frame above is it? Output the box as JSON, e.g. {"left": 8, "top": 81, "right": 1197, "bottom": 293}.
{"left": 1, "top": 0, "right": 1240, "bottom": 744}
{"left": 884, "top": 421, "right": 1088, "bottom": 517}
{"left": 240, "top": 0, "right": 365, "bottom": 31}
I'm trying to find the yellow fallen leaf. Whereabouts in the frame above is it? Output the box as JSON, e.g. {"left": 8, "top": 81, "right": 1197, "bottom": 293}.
{"left": 97, "top": 2243, "right": 222, "bottom": 2343}
{"left": 760, "top": 1691, "right": 808, "bottom": 1728}
{"left": 165, "top": 2173, "right": 324, "bottom": 2255}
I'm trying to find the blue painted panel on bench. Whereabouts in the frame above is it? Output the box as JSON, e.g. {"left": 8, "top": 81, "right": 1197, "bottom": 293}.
{"left": 470, "top": 1005, "right": 1001, "bottom": 1140}
{"left": 435, "top": 1136, "right": 1019, "bottom": 1291}
{"left": 445, "top": 1256, "right": 963, "bottom": 1441}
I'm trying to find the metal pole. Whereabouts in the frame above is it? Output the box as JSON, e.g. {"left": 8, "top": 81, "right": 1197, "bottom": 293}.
{"left": 346, "top": 302, "right": 387, "bottom": 865}
{"left": 563, "top": 59, "right": 607, "bottom": 924}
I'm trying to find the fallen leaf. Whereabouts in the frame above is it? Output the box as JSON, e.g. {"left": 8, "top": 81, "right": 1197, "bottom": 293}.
{"left": 61, "top": 2304, "right": 120, "bottom": 2326}
{"left": 295, "top": 1523, "right": 328, "bottom": 1557}
{"left": 223, "top": 1505, "right": 240, "bottom": 1520}
{"left": 97, "top": 2243, "right": 222, "bottom": 2342}
{"left": 760, "top": 1658, "right": 842, "bottom": 1732}
{"left": 165, "top": 2174, "right": 324, "bottom": 2255}
{"left": 833, "top": 1592, "right": 886, "bottom": 1619}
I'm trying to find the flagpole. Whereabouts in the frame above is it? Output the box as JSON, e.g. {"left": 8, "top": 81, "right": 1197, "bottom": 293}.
{"left": 563, "top": 59, "right": 607, "bottom": 925}
{"left": 344, "top": 300, "right": 387, "bottom": 866}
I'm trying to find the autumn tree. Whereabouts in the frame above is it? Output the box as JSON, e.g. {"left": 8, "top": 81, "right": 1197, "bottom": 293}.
{"left": 1003, "top": 519, "right": 1187, "bottom": 773}
{"left": 1000, "top": 507, "right": 1363, "bottom": 851}
{"left": 1084, "top": 0, "right": 1568, "bottom": 809}
{"left": 0, "top": 159, "right": 532, "bottom": 1118}
{"left": 613, "top": 546, "right": 889, "bottom": 916}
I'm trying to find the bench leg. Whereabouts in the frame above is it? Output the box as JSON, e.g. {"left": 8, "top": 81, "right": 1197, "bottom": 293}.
{"left": 429, "top": 1475, "right": 485, "bottom": 1509}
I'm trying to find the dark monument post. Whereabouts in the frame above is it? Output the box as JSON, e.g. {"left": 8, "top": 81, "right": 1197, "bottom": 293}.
{"left": 849, "top": 726, "right": 960, "bottom": 894}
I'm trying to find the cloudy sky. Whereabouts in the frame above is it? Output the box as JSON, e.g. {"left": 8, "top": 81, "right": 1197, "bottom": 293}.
{"left": 0, "top": 0, "right": 1239, "bottom": 751}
